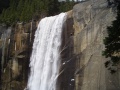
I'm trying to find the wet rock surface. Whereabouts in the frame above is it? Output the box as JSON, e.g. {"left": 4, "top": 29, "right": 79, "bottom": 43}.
{"left": 0, "top": 21, "right": 38, "bottom": 90}
{"left": 59, "top": 11, "right": 75, "bottom": 90}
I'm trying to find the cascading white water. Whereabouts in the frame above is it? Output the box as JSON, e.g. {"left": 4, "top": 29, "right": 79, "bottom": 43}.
{"left": 27, "top": 13, "right": 66, "bottom": 90}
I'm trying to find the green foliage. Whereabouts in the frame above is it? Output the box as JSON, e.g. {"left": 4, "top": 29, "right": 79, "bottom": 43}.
{"left": 0, "top": 0, "right": 76, "bottom": 25}
{"left": 103, "top": 3, "right": 120, "bottom": 73}
{"left": 0, "top": 0, "right": 56, "bottom": 25}
{"left": 59, "top": 1, "right": 75, "bottom": 12}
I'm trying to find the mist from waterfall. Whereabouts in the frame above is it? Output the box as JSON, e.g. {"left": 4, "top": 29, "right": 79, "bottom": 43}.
{"left": 27, "top": 13, "right": 66, "bottom": 90}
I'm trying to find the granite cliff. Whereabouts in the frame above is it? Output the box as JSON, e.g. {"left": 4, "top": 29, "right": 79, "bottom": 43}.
{"left": 0, "top": 21, "right": 38, "bottom": 90}
{"left": 0, "top": 0, "right": 120, "bottom": 90}
{"left": 73, "top": 0, "right": 120, "bottom": 90}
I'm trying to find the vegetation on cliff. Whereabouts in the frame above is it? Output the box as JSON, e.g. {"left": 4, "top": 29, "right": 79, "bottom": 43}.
{"left": 0, "top": 0, "right": 76, "bottom": 25}
{"left": 0, "top": 0, "right": 9, "bottom": 14}
{"left": 103, "top": 2, "right": 120, "bottom": 73}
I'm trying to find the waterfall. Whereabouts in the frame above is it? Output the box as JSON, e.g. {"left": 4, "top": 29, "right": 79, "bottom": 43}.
{"left": 27, "top": 13, "right": 66, "bottom": 90}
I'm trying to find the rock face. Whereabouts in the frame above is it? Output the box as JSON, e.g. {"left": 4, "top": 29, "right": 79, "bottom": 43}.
{"left": 1, "top": 0, "right": 120, "bottom": 90}
{"left": 1, "top": 21, "right": 38, "bottom": 90}
{"left": 0, "top": 25, "right": 11, "bottom": 89}
{"left": 73, "top": 0, "right": 120, "bottom": 90}
{"left": 59, "top": 11, "right": 75, "bottom": 90}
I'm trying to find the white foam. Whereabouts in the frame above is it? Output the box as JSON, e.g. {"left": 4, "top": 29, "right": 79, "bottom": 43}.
{"left": 27, "top": 13, "right": 66, "bottom": 90}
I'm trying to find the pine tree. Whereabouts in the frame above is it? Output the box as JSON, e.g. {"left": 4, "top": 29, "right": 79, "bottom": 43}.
{"left": 103, "top": 3, "right": 120, "bottom": 73}
{"left": 48, "top": 0, "right": 60, "bottom": 15}
{"left": 0, "top": 0, "right": 76, "bottom": 25}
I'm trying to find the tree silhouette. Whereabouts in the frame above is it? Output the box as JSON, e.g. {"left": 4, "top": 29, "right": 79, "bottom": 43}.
{"left": 103, "top": 3, "right": 120, "bottom": 73}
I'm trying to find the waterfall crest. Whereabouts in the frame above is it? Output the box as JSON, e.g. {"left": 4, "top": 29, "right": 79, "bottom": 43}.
{"left": 27, "top": 13, "right": 66, "bottom": 90}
